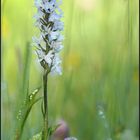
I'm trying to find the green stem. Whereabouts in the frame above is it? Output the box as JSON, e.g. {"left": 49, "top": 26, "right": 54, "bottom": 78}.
{"left": 42, "top": 70, "right": 49, "bottom": 140}
{"left": 14, "top": 107, "right": 32, "bottom": 140}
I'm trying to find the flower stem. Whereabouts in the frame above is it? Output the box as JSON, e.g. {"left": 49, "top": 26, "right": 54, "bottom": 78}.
{"left": 42, "top": 70, "right": 49, "bottom": 140}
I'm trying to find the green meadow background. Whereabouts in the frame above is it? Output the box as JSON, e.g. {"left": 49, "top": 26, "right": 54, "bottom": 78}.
{"left": 1, "top": 0, "right": 139, "bottom": 140}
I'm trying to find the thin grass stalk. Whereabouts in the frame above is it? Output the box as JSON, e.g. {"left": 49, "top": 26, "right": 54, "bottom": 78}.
{"left": 14, "top": 86, "right": 41, "bottom": 140}
{"left": 42, "top": 71, "right": 49, "bottom": 140}
{"left": 23, "top": 42, "right": 31, "bottom": 97}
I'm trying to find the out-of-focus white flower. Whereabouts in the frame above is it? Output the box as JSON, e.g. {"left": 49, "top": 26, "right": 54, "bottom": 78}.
{"left": 33, "top": 0, "right": 64, "bottom": 75}
{"left": 64, "top": 137, "right": 78, "bottom": 140}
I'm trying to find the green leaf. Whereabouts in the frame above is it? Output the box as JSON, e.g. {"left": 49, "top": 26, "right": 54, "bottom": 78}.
{"left": 14, "top": 87, "right": 42, "bottom": 140}
{"left": 41, "top": 100, "right": 45, "bottom": 118}
{"left": 22, "top": 42, "right": 31, "bottom": 97}
{"left": 48, "top": 124, "right": 61, "bottom": 137}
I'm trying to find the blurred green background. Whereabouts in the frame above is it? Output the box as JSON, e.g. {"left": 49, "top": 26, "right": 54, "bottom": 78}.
{"left": 1, "top": 0, "right": 139, "bottom": 140}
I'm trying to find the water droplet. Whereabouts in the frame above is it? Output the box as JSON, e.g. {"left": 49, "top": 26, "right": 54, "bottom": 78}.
{"left": 33, "top": 89, "right": 38, "bottom": 94}
{"left": 17, "top": 115, "right": 21, "bottom": 121}
{"left": 29, "top": 95, "right": 33, "bottom": 100}
{"left": 16, "top": 110, "right": 23, "bottom": 120}
{"left": 98, "top": 110, "right": 103, "bottom": 116}
{"left": 98, "top": 110, "right": 105, "bottom": 119}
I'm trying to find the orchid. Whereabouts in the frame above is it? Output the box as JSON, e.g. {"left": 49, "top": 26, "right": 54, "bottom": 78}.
{"left": 33, "top": 0, "right": 64, "bottom": 139}
{"left": 33, "top": 0, "right": 64, "bottom": 75}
